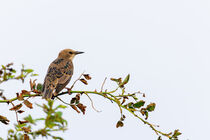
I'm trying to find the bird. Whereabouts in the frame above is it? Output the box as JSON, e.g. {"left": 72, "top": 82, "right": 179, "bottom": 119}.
{"left": 42, "top": 49, "right": 84, "bottom": 99}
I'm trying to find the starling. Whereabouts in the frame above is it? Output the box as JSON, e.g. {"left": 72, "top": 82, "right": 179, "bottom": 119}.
{"left": 42, "top": 49, "right": 84, "bottom": 99}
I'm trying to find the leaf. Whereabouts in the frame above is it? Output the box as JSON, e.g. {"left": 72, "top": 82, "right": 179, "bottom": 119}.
{"left": 36, "top": 83, "right": 43, "bottom": 91}
{"left": 80, "top": 78, "right": 88, "bottom": 85}
{"left": 24, "top": 100, "right": 33, "bottom": 109}
{"left": 70, "top": 105, "right": 80, "bottom": 113}
{"left": 17, "top": 110, "right": 25, "bottom": 114}
{"left": 110, "top": 78, "right": 122, "bottom": 84}
{"left": 0, "top": 115, "right": 10, "bottom": 125}
{"left": 157, "top": 136, "right": 162, "bottom": 140}
{"left": 140, "top": 108, "right": 149, "bottom": 119}
{"left": 146, "top": 103, "right": 156, "bottom": 112}
{"left": 21, "top": 90, "right": 30, "bottom": 95}
{"left": 24, "top": 134, "right": 29, "bottom": 140}
{"left": 10, "top": 104, "right": 22, "bottom": 111}
{"left": 24, "top": 115, "right": 35, "bottom": 124}
{"left": 116, "top": 121, "right": 124, "bottom": 128}
{"left": 76, "top": 103, "right": 86, "bottom": 114}
{"left": 31, "top": 73, "right": 39, "bottom": 76}
{"left": 83, "top": 74, "right": 92, "bottom": 80}
{"left": 172, "top": 129, "right": 182, "bottom": 138}
{"left": 22, "top": 127, "right": 31, "bottom": 133}
{"left": 23, "top": 69, "right": 34, "bottom": 73}
{"left": 133, "top": 100, "right": 145, "bottom": 108}
{"left": 18, "top": 120, "right": 29, "bottom": 124}
{"left": 55, "top": 105, "right": 67, "bottom": 110}
{"left": 119, "top": 74, "right": 130, "bottom": 87}
{"left": 29, "top": 79, "right": 37, "bottom": 90}
{"left": 16, "top": 93, "right": 24, "bottom": 101}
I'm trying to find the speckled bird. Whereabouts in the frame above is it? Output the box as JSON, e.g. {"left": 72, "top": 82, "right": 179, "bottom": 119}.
{"left": 42, "top": 49, "right": 84, "bottom": 99}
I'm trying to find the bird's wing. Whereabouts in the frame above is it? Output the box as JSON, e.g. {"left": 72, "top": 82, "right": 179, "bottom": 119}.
{"left": 42, "top": 58, "right": 73, "bottom": 99}
{"left": 55, "top": 60, "right": 73, "bottom": 94}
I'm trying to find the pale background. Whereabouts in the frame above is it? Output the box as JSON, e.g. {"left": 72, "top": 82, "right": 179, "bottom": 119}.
{"left": 0, "top": 0, "right": 210, "bottom": 140}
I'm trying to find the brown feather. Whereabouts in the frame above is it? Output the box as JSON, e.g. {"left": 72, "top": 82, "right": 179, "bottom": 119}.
{"left": 42, "top": 49, "right": 78, "bottom": 99}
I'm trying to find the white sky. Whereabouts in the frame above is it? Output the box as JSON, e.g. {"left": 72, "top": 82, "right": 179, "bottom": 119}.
{"left": 0, "top": 0, "right": 210, "bottom": 140}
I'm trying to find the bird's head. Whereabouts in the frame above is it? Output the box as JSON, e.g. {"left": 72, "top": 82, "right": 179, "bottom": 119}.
{"left": 58, "top": 49, "right": 84, "bottom": 60}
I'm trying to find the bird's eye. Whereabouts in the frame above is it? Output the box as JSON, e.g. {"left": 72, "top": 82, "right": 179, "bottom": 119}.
{"left": 69, "top": 52, "right": 73, "bottom": 54}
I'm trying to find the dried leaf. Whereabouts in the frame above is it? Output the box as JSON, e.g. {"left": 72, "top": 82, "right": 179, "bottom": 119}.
{"left": 110, "top": 78, "right": 122, "bottom": 84}
{"left": 24, "top": 134, "right": 29, "bottom": 140}
{"left": 83, "top": 74, "right": 92, "bottom": 80}
{"left": 70, "top": 105, "right": 80, "bottom": 113}
{"left": 16, "top": 93, "right": 24, "bottom": 101}
{"left": 24, "top": 100, "right": 33, "bottom": 109}
{"left": 10, "top": 104, "right": 23, "bottom": 111}
{"left": 116, "top": 121, "right": 124, "bottom": 128}
{"left": 18, "top": 120, "right": 29, "bottom": 124}
{"left": 21, "top": 90, "right": 30, "bottom": 95}
{"left": 76, "top": 103, "right": 86, "bottom": 114}
{"left": 17, "top": 110, "right": 25, "bottom": 114}
{"left": 6, "top": 63, "right": 13, "bottom": 67}
{"left": 22, "top": 127, "right": 31, "bottom": 133}
{"left": 0, "top": 115, "right": 10, "bottom": 125}
{"left": 146, "top": 103, "right": 156, "bottom": 112}
{"left": 80, "top": 78, "right": 88, "bottom": 85}
{"left": 29, "top": 79, "right": 36, "bottom": 90}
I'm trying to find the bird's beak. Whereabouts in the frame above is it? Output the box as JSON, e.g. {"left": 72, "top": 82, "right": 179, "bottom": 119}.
{"left": 75, "top": 51, "right": 84, "bottom": 55}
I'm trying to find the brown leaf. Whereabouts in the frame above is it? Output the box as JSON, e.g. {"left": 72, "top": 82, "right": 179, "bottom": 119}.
{"left": 70, "top": 105, "right": 80, "bottom": 113}
{"left": 16, "top": 93, "right": 24, "bottom": 101}
{"left": 76, "top": 93, "right": 80, "bottom": 101}
{"left": 22, "top": 127, "right": 31, "bottom": 133}
{"left": 17, "top": 110, "right": 25, "bottom": 114}
{"left": 116, "top": 121, "right": 124, "bottom": 128}
{"left": 29, "top": 79, "right": 36, "bottom": 90}
{"left": 24, "top": 100, "right": 33, "bottom": 109}
{"left": 80, "top": 78, "right": 88, "bottom": 85}
{"left": 76, "top": 103, "right": 86, "bottom": 115}
{"left": 6, "top": 63, "right": 13, "bottom": 67}
{"left": 0, "top": 115, "right": 10, "bottom": 125}
{"left": 83, "top": 74, "right": 92, "bottom": 80}
{"left": 24, "top": 134, "right": 29, "bottom": 140}
{"left": 10, "top": 104, "right": 23, "bottom": 111}
{"left": 19, "top": 120, "right": 29, "bottom": 124}
{"left": 21, "top": 90, "right": 30, "bottom": 95}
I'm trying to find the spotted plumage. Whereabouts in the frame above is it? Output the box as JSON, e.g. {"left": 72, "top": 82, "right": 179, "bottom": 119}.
{"left": 42, "top": 49, "right": 84, "bottom": 99}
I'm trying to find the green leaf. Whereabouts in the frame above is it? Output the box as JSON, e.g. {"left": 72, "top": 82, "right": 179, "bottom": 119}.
{"left": 119, "top": 74, "right": 130, "bottom": 87}
{"left": 55, "top": 111, "right": 63, "bottom": 118}
{"left": 172, "top": 129, "right": 182, "bottom": 138}
{"left": 133, "top": 100, "right": 145, "bottom": 108}
{"left": 23, "top": 69, "right": 34, "bottom": 73}
{"left": 11, "top": 69, "right": 16, "bottom": 73}
{"left": 55, "top": 105, "right": 67, "bottom": 110}
{"left": 1, "top": 65, "right": 6, "bottom": 70}
{"left": 24, "top": 115, "right": 35, "bottom": 124}
{"left": 31, "top": 73, "right": 39, "bottom": 76}
{"left": 36, "top": 83, "right": 43, "bottom": 91}
{"left": 52, "top": 136, "right": 64, "bottom": 140}
{"left": 146, "top": 103, "right": 156, "bottom": 112}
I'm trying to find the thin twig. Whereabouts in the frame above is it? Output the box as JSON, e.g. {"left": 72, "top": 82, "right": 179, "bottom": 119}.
{"left": 83, "top": 92, "right": 101, "bottom": 112}
{"left": 10, "top": 102, "right": 19, "bottom": 124}
{"left": 67, "top": 72, "right": 85, "bottom": 92}
{"left": 100, "top": 77, "right": 107, "bottom": 92}
{"left": 56, "top": 96, "right": 72, "bottom": 106}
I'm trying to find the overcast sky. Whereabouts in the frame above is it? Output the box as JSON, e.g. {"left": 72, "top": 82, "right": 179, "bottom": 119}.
{"left": 0, "top": 0, "right": 210, "bottom": 140}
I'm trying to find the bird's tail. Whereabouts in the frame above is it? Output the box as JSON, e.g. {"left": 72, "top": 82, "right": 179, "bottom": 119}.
{"left": 42, "top": 84, "right": 54, "bottom": 99}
